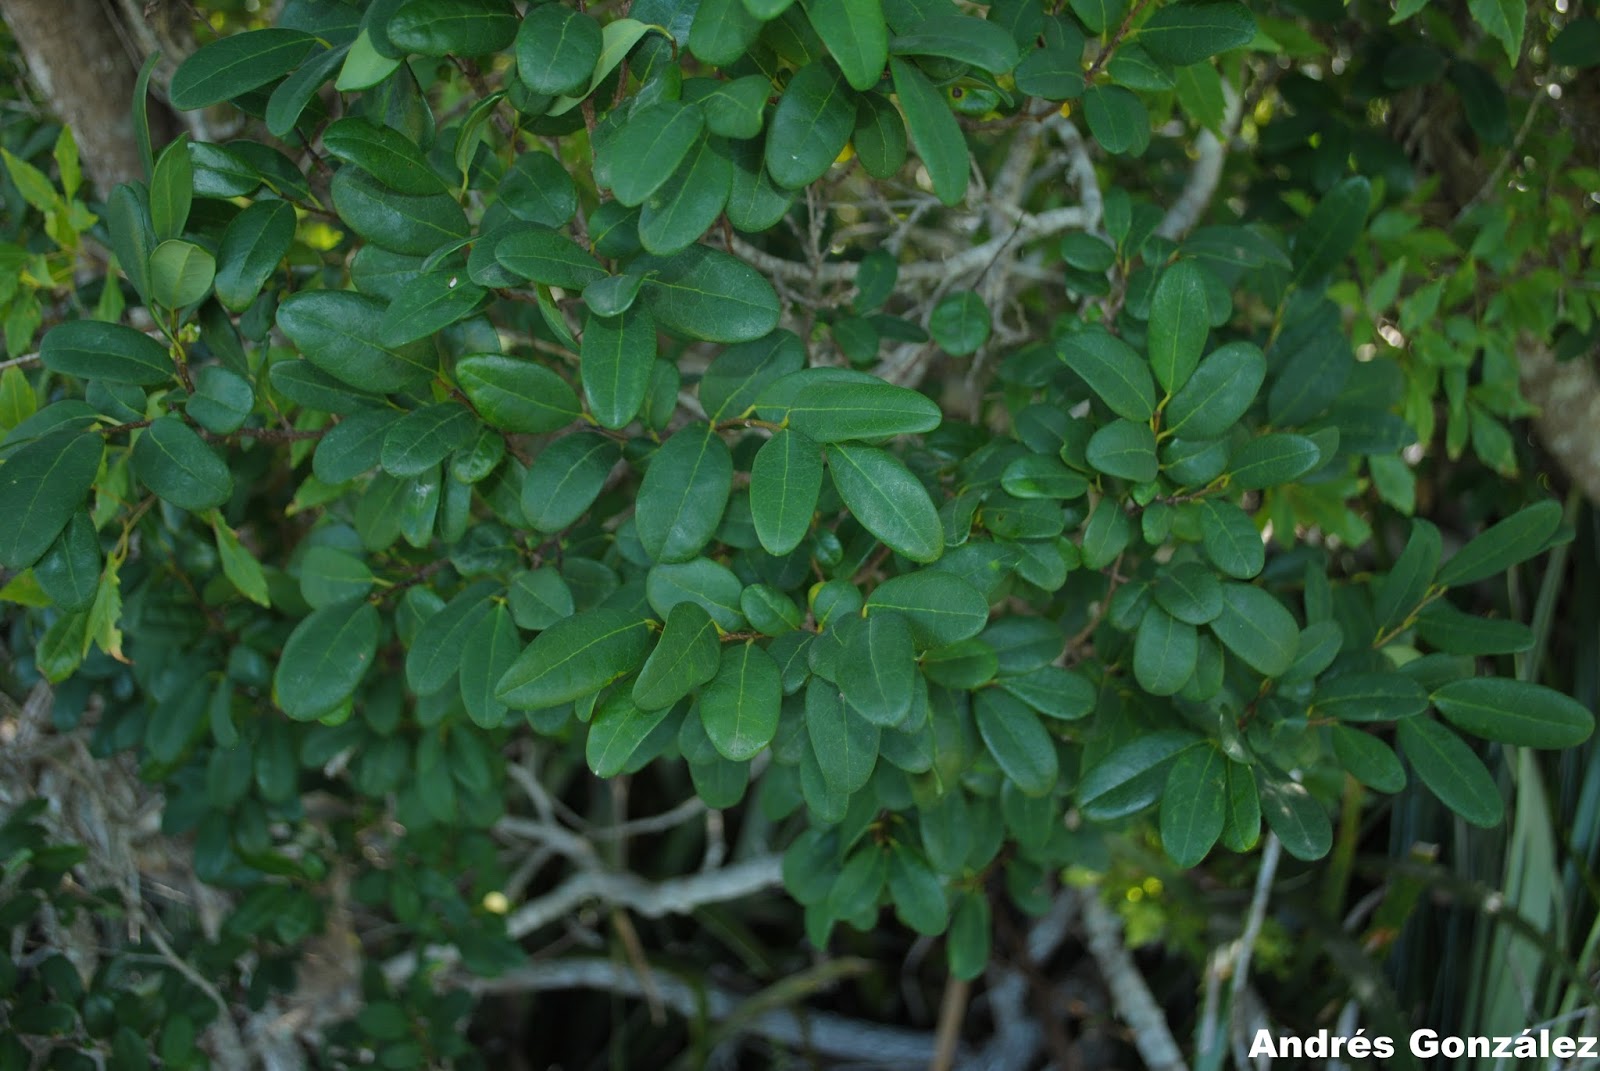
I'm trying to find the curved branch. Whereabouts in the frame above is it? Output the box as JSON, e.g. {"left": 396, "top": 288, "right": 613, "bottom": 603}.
{"left": 1155, "top": 81, "right": 1243, "bottom": 243}
{"left": 1080, "top": 891, "right": 1190, "bottom": 1071}
{"left": 471, "top": 957, "right": 949, "bottom": 1067}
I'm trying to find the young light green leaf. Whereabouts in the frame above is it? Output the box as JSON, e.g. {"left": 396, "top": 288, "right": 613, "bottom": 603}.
{"left": 496, "top": 607, "right": 653, "bottom": 708}
{"left": 211, "top": 514, "right": 270, "bottom": 607}
{"left": 637, "top": 424, "right": 735, "bottom": 562}
{"left": 148, "top": 240, "right": 216, "bottom": 310}
{"left": 751, "top": 429, "right": 824, "bottom": 555}
{"left": 1432, "top": 677, "right": 1594, "bottom": 748}
{"left": 826, "top": 443, "right": 944, "bottom": 563}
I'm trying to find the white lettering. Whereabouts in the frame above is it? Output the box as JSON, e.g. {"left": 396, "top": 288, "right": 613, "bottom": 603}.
{"left": 1373, "top": 1036, "right": 1395, "bottom": 1058}
{"left": 1555, "top": 1036, "right": 1576, "bottom": 1057}
{"left": 1411, "top": 1029, "right": 1439, "bottom": 1057}
{"left": 1248, "top": 1030, "right": 1277, "bottom": 1058}
{"left": 1578, "top": 1037, "right": 1598, "bottom": 1058}
{"left": 1515, "top": 1033, "right": 1539, "bottom": 1057}
{"left": 1347, "top": 1029, "right": 1371, "bottom": 1059}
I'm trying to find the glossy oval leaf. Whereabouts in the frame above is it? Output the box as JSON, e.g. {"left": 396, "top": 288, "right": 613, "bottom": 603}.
{"left": 751, "top": 429, "right": 824, "bottom": 555}
{"left": 521, "top": 432, "right": 620, "bottom": 532}
{"left": 0, "top": 430, "right": 103, "bottom": 570}
{"left": 457, "top": 354, "right": 580, "bottom": 433}
{"left": 700, "top": 641, "right": 782, "bottom": 760}
{"left": 132, "top": 416, "right": 233, "bottom": 512}
{"left": 1160, "top": 745, "right": 1225, "bottom": 867}
{"left": 40, "top": 321, "right": 172, "bottom": 386}
{"left": 889, "top": 56, "right": 968, "bottom": 205}
{"left": 636, "top": 422, "right": 734, "bottom": 563}
{"left": 496, "top": 607, "right": 653, "bottom": 708}
{"left": 1396, "top": 717, "right": 1503, "bottom": 828}
{"left": 1209, "top": 583, "right": 1297, "bottom": 678}
{"left": 582, "top": 305, "right": 657, "bottom": 429}
{"left": 274, "top": 599, "right": 380, "bottom": 720}
{"left": 1057, "top": 328, "right": 1155, "bottom": 421}
{"left": 826, "top": 443, "right": 944, "bottom": 563}
{"left": 765, "top": 62, "right": 856, "bottom": 190}
{"left": 1433, "top": 677, "right": 1595, "bottom": 748}
{"left": 634, "top": 602, "right": 721, "bottom": 711}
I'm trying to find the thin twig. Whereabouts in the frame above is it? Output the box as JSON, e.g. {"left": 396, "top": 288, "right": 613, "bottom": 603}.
{"left": 1079, "top": 890, "right": 1190, "bottom": 1071}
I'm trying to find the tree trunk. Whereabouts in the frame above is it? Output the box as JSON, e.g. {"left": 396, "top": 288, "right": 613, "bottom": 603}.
{"left": 0, "top": 0, "right": 177, "bottom": 193}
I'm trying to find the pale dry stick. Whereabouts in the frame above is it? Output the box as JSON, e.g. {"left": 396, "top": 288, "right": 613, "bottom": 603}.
{"left": 1228, "top": 833, "right": 1283, "bottom": 1071}
{"left": 1154, "top": 82, "right": 1243, "bottom": 242}
{"left": 930, "top": 977, "right": 971, "bottom": 1071}
{"left": 471, "top": 956, "right": 947, "bottom": 1066}
{"left": 1079, "top": 890, "right": 1190, "bottom": 1071}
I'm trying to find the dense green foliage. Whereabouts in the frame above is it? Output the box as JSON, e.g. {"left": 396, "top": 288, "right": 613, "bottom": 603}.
{"left": 2, "top": 0, "right": 1599, "bottom": 1064}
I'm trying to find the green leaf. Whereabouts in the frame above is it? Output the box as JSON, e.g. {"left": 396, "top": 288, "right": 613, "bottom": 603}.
{"left": 1196, "top": 499, "right": 1264, "bottom": 580}
{"left": 947, "top": 893, "right": 991, "bottom": 980}
{"left": 310, "top": 412, "right": 398, "bottom": 487}
{"left": 888, "top": 844, "right": 948, "bottom": 934}
{"left": 809, "top": 0, "right": 889, "bottom": 89}
{"left": 495, "top": 225, "right": 607, "bottom": 289}
{"left": 515, "top": 3, "right": 603, "bottom": 93}
{"left": 379, "top": 272, "right": 487, "bottom": 346}
{"left": 634, "top": 602, "right": 721, "bottom": 711}
{"left": 456, "top": 354, "right": 581, "bottom": 433}
{"left": 1133, "top": 606, "right": 1197, "bottom": 696}
{"left": 852, "top": 92, "right": 909, "bottom": 177}
{"left": 864, "top": 570, "right": 989, "bottom": 647}
{"left": 1220, "top": 759, "right": 1261, "bottom": 851}
{"left": 380, "top": 403, "right": 475, "bottom": 477}
{"left": 1468, "top": 0, "right": 1525, "bottom": 63}
{"left": 1396, "top": 717, "right": 1503, "bottom": 827}
{"left": 582, "top": 305, "right": 657, "bottom": 429}
{"left": 265, "top": 44, "right": 349, "bottom": 138}
{"left": 889, "top": 14, "right": 1022, "bottom": 73}
{"left": 839, "top": 611, "right": 916, "bottom": 727}
{"left": 1077, "top": 730, "right": 1198, "bottom": 819}
{"left": 805, "top": 680, "right": 880, "bottom": 794}
{"left": 751, "top": 429, "right": 824, "bottom": 555}
{"left": 639, "top": 135, "right": 733, "bottom": 255}
{"left": 648, "top": 558, "right": 747, "bottom": 631}
{"left": 975, "top": 689, "right": 1058, "bottom": 795}
{"left": 889, "top": 57, "right": 968, "bottom": 205}
{"left": 1550, "top": 16, "right": 1600, "bottom": 66}
{"left": 1086, "top": 419, "right": 1158, "bottom": 482}
{"left": 1432, "top": 677, "right": 1594, "bottom": 749}
{"left": 336, "top": 31, "right": 402, "bottom": 91}
{"left": 274, "top": 600, "right": 380, "bottom": 720}
{"left": 700, "top": 329, "right": 807, "bottom": 421}
{"left": 509, "top": 568, "right": 575, "bottom": 630}
{"left": 1083, "top": 84, "right": 1149, "bottom": 155}
{"left": 587, "top": 693, "right": 671, "bottom": 776}
{"left": 34, "top": 512, "right": 100, "bottom": 613}
{"left": 299, "top": 545, "right": 375, "bottom": 608}
{"left": 148, "top": 241, "right": 216, "bottom": 310}
{"left": 1153, "top": 562, "right": 1222, "bottom": 625}
{"left": 40, "top": 321, "right": 172, "bottom": 386}
{"left": 1373, "top": 519, "right": 1441, "bottom": 635}
{"left": 1313, "top": 673, "right": 1428, "bottom": 723}
{"left": 639, "top": 245, "right": 782, "bottom": 343}
{"left": 1001, "top": 455, "right": 1089, "bottom": 500}
{"left": 1226, "top": 433, "right": 1321, "bottom": 490}
{"left": 928, "top": 292, "right": 991, "bottom": 356}
{"left": 108, "top": 183, "right": 156, "bottom": 303}
{"left": 999, "top": 665, "right": 1095, "bottom": 720}
{"left": 766, "top": 62, "right": 856, "bottom": 190}
{"left": 922, "top": 639, "right": 998, "bottom": 688}
{"left": 215, "top": 200, "right": 296, "bottom": 312}
{"left": 132, "top": 416, "right": 233, "bottom": 512}
{"left": 212, "top": 515, "right": 270, "bottom": 607}
{"left": 826, "top": 443, "right": 944, "bottom": 563}
{"left": 1435, "top": 499, "right": 1561, "bottom": 587}
{"left": 700, "top": 642, "right": 783, "bottom": 760}
{"left": 691, "top": 0, "right": 762, "bottom": 64}
{"left": 277, "top": 290, "right": 437, "bottom": 391}
{"left": 605, "top": 102, "right": 706, "bottom": 207}
{"left": 637, "top": 423, "right": 733, "bottom": 562}
{"left": 1209, "top": 583, "right": 1296, "bottom": 678}
{"left": 322, "top": 117, "right": 447, "bottom": 195}
{"left": 1160, "top": 745, "right": 1225, "bottom": 866}
{"left": 149, "top": 136, "right": 193, "bottom": 242}
{"left": 757, "top": 375, "right": 942, "bottom": 442}
{"left": 330, "top": 167, "right": 469, "bottom": 256}
{"left": 1290, "top": 176, "right": 1371, "bottom": 286}
{"left": 387, "top": 0, "right": 519, "bottom": 56}
{"left": 407, "top": 580, "right": 497, "bottom": 695}
{"left": 521, "top": 432, "right": 620, "bottom": 531}
{"left": 1257, "top": 774, "right": 1332, "bottom": 860}
{"left": 1014, "top": 40, "right": 1087, "bottom": 100}
{"left": 1136, "top": 1, "right": 1254, "bottom": 65}
{"left": 1058, "top": 328, "right": 1155, "bottom": 421}
{"left": 685, "top": 76, "right": 772, "bottom": 139}
{"left": 1331, "top": 726, "right": 1406, "bottom": 792}
{"left": 170, "top": 29, "right": 317, "bottom": 110}
{"left": 1414, "top": 601, "right": 1533, "bottom": 655}
{"left": 497, "top": 607, "right": 653, "bottom": 708}
{"left": 1147, "top": 260, "right": 1209, "bottom": 394}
